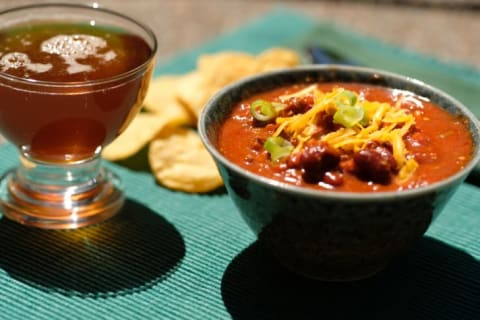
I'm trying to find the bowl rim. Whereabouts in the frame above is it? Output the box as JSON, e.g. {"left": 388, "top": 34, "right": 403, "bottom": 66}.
{"left": 198, "top": 64, "right": 480, "bottom": 202}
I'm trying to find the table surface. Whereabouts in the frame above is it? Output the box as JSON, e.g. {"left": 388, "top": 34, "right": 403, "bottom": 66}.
{"left": 1, "top": 0, "right": 479, "bottom": 70}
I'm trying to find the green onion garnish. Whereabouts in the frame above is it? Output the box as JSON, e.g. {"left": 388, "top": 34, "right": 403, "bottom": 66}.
{"left": 335, "top": 90, "right": 357, "bottom": 108}
{"left": 333, "top": 105, "right": 365, "bottom": 128}
{"left": 332, "top": 90, "right": 365, "bottom": 127}
{"left": 250, "top": 99, "right": 277, "bottom": 122}
{"left": 271, "top": 101, "right": 287, "bottom": 112}
{"left": 264, "top": 136, "right": 294, "bottom": 161}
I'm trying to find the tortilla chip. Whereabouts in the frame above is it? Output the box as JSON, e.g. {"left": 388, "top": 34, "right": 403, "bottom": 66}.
{"left": 255, "top": 47, "right": 301, "bottom": 71}
{"left": 103, "top": 113, "right": 169, "bottom": 161}
{"left": 198, "top": 51, "right": 257, "bottom": 87}
{"left": 177, "top": 49, "right": 301, "bottom": 118}
{"left": 148, "top": 126, "right": 223, "bottom": 193}
{"left": 143, "top": 75, "right": 195, "bottom": 126}
{"left": 179, "top": 52, "right": 257, "bottom": 118}
{"left": 175, "top": 71, "right": 210, "bottom": 119}
{"left": 143, "top": 75, "right": 181, "bottom": 107}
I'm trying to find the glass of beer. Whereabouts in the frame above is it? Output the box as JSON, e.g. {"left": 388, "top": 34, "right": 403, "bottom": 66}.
{"left": 0, "top": 4, "right": 157, "bottom": 229}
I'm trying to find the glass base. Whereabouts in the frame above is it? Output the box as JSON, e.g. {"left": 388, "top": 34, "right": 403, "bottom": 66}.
{"left": 0, "top": 155, "right": 124, "bottom": 229}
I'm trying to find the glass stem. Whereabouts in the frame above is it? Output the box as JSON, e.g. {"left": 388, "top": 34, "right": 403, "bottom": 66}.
{"left": 16, "top": 153, "right": 104, "bottom": 196}
{"left": 5, "top": 152, "right": 119, "bottom": 211}
{"left": 0, "top": 152, "right": 124, "bottom": 228}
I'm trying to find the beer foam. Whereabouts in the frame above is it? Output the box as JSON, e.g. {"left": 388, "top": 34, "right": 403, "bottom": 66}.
{"left": 0, "top": 52, "right": 52, "bottom": 73}
{"left": 41, "top": 34, "right": 117, "bottom": 74}
{"left": 103, "top": 50, "right": 116, "bottom": 62}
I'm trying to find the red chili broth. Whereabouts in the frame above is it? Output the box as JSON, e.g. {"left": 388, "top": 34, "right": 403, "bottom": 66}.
{"left": 217, "top": 83, "right": 474, "bottom": 192}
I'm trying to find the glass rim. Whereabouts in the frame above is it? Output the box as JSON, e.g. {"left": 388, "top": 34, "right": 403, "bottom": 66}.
{"left": 0, "top": 2, "right": 158, "bottom": 88}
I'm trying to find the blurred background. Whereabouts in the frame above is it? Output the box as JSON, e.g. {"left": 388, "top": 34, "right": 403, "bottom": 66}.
{"left": 0, "top": 0, "right": 478, "bottom": 69}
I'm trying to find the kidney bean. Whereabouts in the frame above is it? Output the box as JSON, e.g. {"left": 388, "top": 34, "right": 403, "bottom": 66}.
{"left": 289, "top": 142, "right": 340, "bottom": 183}
{"left": 283, "top": 95, "right": 314, "bottom": 116}
{"left": 324, "top": 171, "right": 344, "bottom": 186}
{"left": 354, "top": 143, "right": 397, "bottom": 184}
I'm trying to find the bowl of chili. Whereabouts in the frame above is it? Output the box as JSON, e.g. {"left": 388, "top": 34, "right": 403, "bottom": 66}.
{"left": 198, "top": 65, "right": 480, "bottom": 281}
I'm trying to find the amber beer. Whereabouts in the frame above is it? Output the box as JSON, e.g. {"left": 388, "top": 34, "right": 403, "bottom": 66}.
{"left": 0, "top": 22, "right": 154, "bottom": 163}
{"left": 0, "top": 4, "right": 157, "bottom": 229}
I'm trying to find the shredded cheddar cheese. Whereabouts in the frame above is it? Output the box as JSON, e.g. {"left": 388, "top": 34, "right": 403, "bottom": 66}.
{"left": 272, "top": 86, "right": 418, "bottom": 182}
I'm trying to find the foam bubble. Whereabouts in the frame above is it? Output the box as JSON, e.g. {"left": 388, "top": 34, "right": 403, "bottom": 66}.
{"left": 41, "top": 34, "right": 117, "bottom": 74}
{"left": 103, "top": 50, "right": 116, "bottom": 62}
{"left": 0, "top": 52, "right": 52, "bottom": 73}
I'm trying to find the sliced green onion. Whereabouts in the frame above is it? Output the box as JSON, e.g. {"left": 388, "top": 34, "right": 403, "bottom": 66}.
{"left": 250, "top": 99, "right": 277, "bottom": 122}
{"left": 333, "top": 105, "right": 365, "bottom": 128}
{"left": 264, "top": 136, "right": 294, "bottom": 161}
{"left": 335, "top": 90, "right": 357, "bottom": 108}
{"left": 360, "top": 113, "right": 370, "bottom": 126}
{"left": 271, "top": 101, "right": 287, "bottom": 112}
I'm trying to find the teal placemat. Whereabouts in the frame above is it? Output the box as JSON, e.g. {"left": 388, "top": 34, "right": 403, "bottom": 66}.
{"left": 0, "top": 9, "right": 479, "bottom": 320}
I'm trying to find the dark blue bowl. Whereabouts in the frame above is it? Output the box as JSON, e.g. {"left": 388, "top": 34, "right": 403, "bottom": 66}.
{"left": 198, "top": 65, "right": 480, "bottom": 281}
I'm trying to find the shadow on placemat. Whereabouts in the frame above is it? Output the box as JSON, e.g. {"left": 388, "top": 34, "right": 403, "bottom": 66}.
{"left": 0, "top": 199, "right": 185, "bottom": 297}
{"left": 222, "top": 237, "right": 480, "bottom": 320}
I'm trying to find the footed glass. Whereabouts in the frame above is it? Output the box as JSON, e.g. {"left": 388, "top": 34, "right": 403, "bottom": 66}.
{"left": 0, "top": 4, "right": 157, "bottom": 229}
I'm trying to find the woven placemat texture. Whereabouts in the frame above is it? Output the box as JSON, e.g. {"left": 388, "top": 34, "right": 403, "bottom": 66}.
{"left": 0, "top": 9, "right": 479, "bottom": 320}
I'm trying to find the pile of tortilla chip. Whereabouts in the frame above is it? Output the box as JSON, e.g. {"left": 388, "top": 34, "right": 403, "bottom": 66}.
{"left": 102, "top": 47, "right": 301, "bottom": 193}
